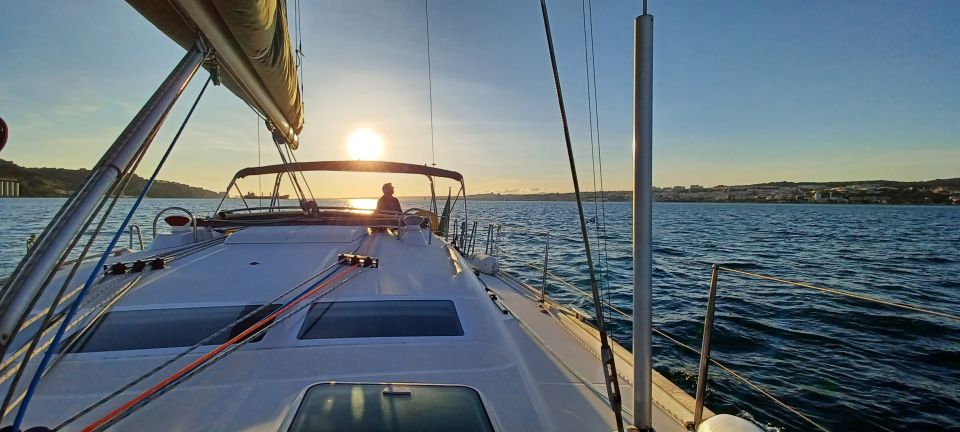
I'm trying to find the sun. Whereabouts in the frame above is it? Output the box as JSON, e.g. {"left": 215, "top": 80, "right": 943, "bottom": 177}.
{"left": 346, "top": 128, "right": 384, "bottom": 160}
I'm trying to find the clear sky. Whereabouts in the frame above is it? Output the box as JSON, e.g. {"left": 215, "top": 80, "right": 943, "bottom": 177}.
{"left": 0, "top": 1, "right": 958, "bottom": 197}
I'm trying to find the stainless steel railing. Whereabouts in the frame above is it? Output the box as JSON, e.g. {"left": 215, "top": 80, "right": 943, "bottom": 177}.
{"left": 496, "top": 239, "right": 828, "bottom": 430}
{"left": 691, "top": 265, "right": 960, "bottom": 431}
{"left": 488, "top": 223, "right": 960, "bottom": 432}
{"left": 447, "top": 220, "right": 504, "bottom": 257}
{"left": 127, "top": 224, "right": 144, "bottom": 250}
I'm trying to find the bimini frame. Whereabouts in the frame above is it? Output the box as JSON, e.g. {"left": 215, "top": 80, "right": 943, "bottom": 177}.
{"left": 213, "top": 160, "right": 468, "bottom": 232}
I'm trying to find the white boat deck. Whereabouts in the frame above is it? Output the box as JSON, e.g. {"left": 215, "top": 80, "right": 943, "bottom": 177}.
{"left": 8, "top": 225, "right": 703, "bottom": 431}
{"left": 479, "top": 272, "right": 704, "bottom": 432}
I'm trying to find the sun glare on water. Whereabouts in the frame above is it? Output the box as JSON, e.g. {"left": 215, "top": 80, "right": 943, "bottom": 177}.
{"left": 349, "top": 198, "right": 378, "bottom": 210}
{"left": 346, "top": 128, "right": 384, "bottom": 160}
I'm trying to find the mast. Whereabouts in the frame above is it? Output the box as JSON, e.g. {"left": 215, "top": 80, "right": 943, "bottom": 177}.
{"left": 633, "top": 1, "right": 654, "bottom": 430}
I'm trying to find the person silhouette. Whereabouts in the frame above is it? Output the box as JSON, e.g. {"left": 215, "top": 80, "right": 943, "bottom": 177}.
{"left": 376, "top": 182, "right": 401, "bottom": 213}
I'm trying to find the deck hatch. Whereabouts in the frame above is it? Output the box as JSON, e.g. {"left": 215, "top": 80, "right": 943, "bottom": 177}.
{"left": 297, "top": 300, "right": 463, "bottom": 339}
{"left": 66, "top": 304, "right": 280, "bottom": 353}
{"left": 288, "top": 383, "right": 494, "bottom": 432}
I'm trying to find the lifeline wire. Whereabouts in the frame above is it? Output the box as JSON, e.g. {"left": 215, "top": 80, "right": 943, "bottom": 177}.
{"left": 9, "top": 76, "right": 213, "bottom": 431}
{"left": 719, "top": 266, "right": 960, "bottom": 322}
{"left": 501, "top": 259, "right": 829, "bottom": 431}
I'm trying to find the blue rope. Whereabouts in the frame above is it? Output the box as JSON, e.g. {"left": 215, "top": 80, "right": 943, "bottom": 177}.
{"left": 11, "top": 77, "right": 212, "bottom": 431}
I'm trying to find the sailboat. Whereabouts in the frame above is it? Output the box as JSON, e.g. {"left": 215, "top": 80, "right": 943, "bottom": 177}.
{"left": 0, "top": 1, "right": 765, "bottom": 431}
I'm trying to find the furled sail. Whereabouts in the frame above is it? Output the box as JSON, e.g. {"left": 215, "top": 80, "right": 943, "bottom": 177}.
{"left": 127, "top": 0, "right": 304, "bottom": 148}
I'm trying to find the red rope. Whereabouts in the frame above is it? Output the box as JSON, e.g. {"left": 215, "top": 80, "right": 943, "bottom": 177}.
{"left": 82, "top": 235, "right": 378, "bottom": 431}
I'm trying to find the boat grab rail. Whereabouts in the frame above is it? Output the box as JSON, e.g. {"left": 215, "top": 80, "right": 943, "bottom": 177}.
{"left": 151, "top": 207, "right": 197, "bottom": 242}
{"left": 127, "top": 224, "right": 144, "bottom": 250}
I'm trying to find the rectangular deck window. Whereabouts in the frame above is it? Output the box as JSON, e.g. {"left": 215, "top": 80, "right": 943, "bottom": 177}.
{"left": 67, "top": 304, "right": 279, "bottom": 353}
{"left": 298, "top": 300, "right": 463, "bottom": 339}
{"left": 289, "top": 383, "right": 494, "bottom": 432}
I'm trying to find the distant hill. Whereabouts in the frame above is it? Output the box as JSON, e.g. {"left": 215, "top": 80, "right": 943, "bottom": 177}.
{"left": 0, "top": 159, "right": 218, "bottom": 198}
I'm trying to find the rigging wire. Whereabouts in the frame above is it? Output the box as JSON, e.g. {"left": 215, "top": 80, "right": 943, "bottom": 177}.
{"left": 81, "top": 237, "right": 379, "bottom": 431}
{"left": 53, "top": 235, "right": 369, "bottom": 430}
{"left": 537, "top": 1, "right": 623, "bottom": 430}
{"left": 257, "top": 112, "right": 263, "bottom": 207}
{"left": 294, "top": 0, "right": 306, "bottom": 115}
{"left": 579, "top": 0, "right": 611, "bottom": 332}
{"left": 0, "top": 160, "right": 143, "bottom": 423}
{"left": 0, "top": 112, "right": 162, "bottom": 422}
{"left": 284, "top": 143, "right": 315, "bottom": 201}
{"left": 8, "top": 76, "right": 214, "bottom": 431}
{"left": 585, "top": 0, "right": 614, "bottom": 329}
{"left": 272, "top": 139, "right": 307, "bottom": 203}
{"left": 425, "top": 0, "right": 437, "bottom": 166}
{"left": 90, "top": 270, "right": 366, "bottom": 432}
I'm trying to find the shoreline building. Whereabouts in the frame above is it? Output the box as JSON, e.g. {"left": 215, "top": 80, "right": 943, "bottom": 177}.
{"left": 0, "top": 178, "right": 20, "bottom": 197}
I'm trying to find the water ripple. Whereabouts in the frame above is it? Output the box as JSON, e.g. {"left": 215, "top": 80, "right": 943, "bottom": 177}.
{"left": 1, "top": 199, "right": 958, "bottom": 430}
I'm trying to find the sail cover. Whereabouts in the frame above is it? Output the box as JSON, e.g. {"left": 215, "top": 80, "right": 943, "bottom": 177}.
{"left": 127, "top": 0, "right": 304, "bottom": 147}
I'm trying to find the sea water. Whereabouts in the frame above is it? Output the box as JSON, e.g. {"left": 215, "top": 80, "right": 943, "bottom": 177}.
{"left": 1, "top": 198, "right": 957, "bottom": 431}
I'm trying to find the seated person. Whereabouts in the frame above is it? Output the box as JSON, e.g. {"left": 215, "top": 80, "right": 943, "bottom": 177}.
{"left": 376, "top": 183, "right": 430, "bottom": 229}
{"left": 376, "top": 183, "right": 402, "bottom": 213}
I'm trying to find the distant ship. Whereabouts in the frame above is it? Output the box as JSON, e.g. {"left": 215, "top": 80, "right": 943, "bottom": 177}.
{"left": 243, "top": 191, "right": 289, "bottom": 200}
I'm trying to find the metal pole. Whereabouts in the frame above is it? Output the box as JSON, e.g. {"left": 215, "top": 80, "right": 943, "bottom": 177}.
{"left": 633, "top": 7, "right": 654, "bottom": 431}
{"left": 429, "top": 176, "right": 438, "bottom": 214}
{"left": 0, "top": 47, "right": 205, "bottom": 348}
{"left": 693, "top": 264, "right": 719, "bottom": 429}
{"left": 485, "top": 224, "right": 494, "bottom": 254}
{"left": 540, "top": 233, "right": 549, "bottom": 303}
{"left": 468, "top": 221, "right": 479, "bottom": 254}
